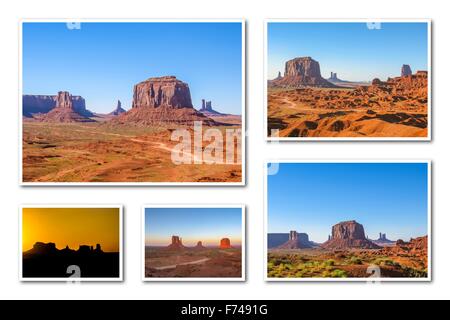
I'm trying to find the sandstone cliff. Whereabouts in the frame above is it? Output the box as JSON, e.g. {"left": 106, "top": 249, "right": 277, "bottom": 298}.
{"left": 109, "top": 100, "right": 126, "bottom": 116}
{"left": 23, "top": 93, "right": 93, "bottom": 118}
{"left": 116, "top": 76, "right": 216, "bottom": 125}
{"left": 219, "top": 238, "right": 232, "bottom": 249}
{"left": 321, "top": 220, "right": 380, "bottom": 250}
{"left": 277, "top": 230, "right": 313, "bottom": 249}
{"left": 40, "top": 91, "right": 95, "bottom": 123}
{"left": 269, "top": 57, "right": 335, "bottom": 88}
{"left": 132, "top": 76, "right": 193, "bottom": 109}
{"left": 401, "top": 64, "right": 412, "bottom": 77}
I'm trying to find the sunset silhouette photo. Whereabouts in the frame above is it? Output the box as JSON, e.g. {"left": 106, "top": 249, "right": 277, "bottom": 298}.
{"left": 21, "top": 205, "right": 122, "bottom": 281}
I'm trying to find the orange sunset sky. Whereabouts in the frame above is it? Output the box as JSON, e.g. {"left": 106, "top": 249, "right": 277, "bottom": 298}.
{"left": 22, "top": 207, "right": 120, "bottom": 252}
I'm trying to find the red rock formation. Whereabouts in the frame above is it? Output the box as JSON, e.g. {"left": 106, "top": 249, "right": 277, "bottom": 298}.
{"left": 194, "top": 241, "right": 205, "bottom": 249}
{"left": 55, "top": 91, "right": 73, "bottom": 109}
{"left": 166, "top": 235, "right": 186, "bottom": 250}
{"left": 364, "top": 71, "right": 427, "bottom": 99}
{"left": 40, "top": 91, "right": 95, "bottom": 123}
{"left": 322, "top": 220, "right": 380, "bottom": 250}
{"left": 380, "top": 236, "right": 428, "bottom": 266}
{"left": 277, "top": 230, "right": 313, "bottom": 249}
{"left": 219, "top": 238, "right": 232, "bottom": 249}
{"left": 132, "top": 76, "right": 193, "bottom": 109}
{"left": 23, "top": 94, "right": 93, "bottom": 118}
{"left": 269, "top": 57, "right": 335, "bottom": 88}
{"left": 109, "top": 100, "right": 126, "bottom": 116}
{"left": 401, "top": 64, "right": 412, "bottom": 77}
{"left": 115, "top": 76, "right": 216, "bottom": 125}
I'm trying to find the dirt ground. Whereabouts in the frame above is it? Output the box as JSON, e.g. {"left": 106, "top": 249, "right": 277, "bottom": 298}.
{"left": 267, "top": 85, "right": 428, "bottom": 138}
{"left": 22, "top": 121, "right": 242, "bottom": 183}
{"left": 145, "top": 247, "right": 242, "bottom": 278}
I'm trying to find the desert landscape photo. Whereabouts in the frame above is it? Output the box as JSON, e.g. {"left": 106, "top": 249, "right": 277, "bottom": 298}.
{"left": 144, "top": 206, "right": 244, "bottom": 280}
{"left": 266, "top": 162, "right": 430, "bottom": 280}
{"left": 21, "top": 21, "right": 244, "bottom": 184}
{"left": 21, "top": 206, "right": 122, "bottom": 280}
{"left": 266, "top": 21, "right": 430, "bottom": 139}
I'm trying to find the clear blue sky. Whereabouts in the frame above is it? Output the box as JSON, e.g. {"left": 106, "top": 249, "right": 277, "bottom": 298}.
{"left": 23, "top": 22, "right": 242, "bottom": 114}
{"left": 268, "top": 163, "right": 428, "bottom": 243}
{"left": 145, "top": 207, "right": 242, "bottom": 247}
{"left": 268, "top": 22, "right": 428, "bottom": 82}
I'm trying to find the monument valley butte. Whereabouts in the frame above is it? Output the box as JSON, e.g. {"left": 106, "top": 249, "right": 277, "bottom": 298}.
{"left": 268, "top": 221, "right": 428, "bottom": 279}
{"left": 267, "top": 22, "right": 430, "bottom": 139}
{"left": 23, "top": 77, "right": 242, "bottom": 183}
{"left": 145, "top": 235, "right": 242, "bottom": 279}
{"left": 22, "top": 242, "right": 120, "bottom": 279}
{"left": 22, "top": 22, "right": 243, "bottom": 184}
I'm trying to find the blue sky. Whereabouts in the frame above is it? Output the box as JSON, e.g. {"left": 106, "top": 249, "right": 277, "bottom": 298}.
{"left": 268, "top": 163, "right": 429, "bottom": 242}
{"left": 145, "top": 207, "right": 242, "bottom": 247}
{"left": 268, "top": 22, "right": 428, "bottom": 81}
{"left": 23, "top": 22, "right": 242, "bottom": 114}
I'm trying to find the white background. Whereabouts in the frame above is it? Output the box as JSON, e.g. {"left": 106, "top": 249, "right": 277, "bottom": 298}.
{"left": 0, "top": 0, "right": 448, "bottom": 300}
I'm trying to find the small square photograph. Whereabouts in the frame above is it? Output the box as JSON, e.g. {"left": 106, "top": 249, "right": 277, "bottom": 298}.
{"left": 265, "top": 20, "right": 431, "bottom": 140}
{"left": 265, "top": 161, "right": 430, "bottom": 281}
{"left": 143, "top": 205, "right": 245, "bottom": 281}
{"left": 20, "top": 205, "right": 123, "bottom": 281}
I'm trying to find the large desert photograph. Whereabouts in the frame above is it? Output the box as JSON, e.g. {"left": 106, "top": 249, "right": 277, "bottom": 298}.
{"left": 21, "top": 21, "right": 244, "bottom": 184}
{"left": 266, "top": 162, "right": 430, "bottom": 281}
{"left": 21, "top": 206, "right": 122, "bottom": 281}
{"left": 266, "top": 21, "right": 430, "bottom": 139}
{"left": 144, "top": 206, "right": 245, "bottom": 281}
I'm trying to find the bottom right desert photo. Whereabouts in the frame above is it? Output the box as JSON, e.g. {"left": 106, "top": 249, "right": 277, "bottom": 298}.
{"left": 266, "top": 161, "right": 431, "bottom": 281}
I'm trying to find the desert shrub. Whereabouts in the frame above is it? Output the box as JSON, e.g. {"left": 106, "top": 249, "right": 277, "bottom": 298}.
{"left": 349, "top": 256, "right": 363, "bottom": 265}
{"left": 330, "top": 269, "right": 347, "bottom": 278}
{"left": 322, "top": 270, "right": 331, "bottom": 277}
{"left": 324, "top": 259, "right": 335, "bottom": 267}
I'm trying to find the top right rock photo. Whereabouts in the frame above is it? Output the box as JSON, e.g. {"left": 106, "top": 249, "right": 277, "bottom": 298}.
{"left": 266, "top": 21, "right": 431, "bottom": 140}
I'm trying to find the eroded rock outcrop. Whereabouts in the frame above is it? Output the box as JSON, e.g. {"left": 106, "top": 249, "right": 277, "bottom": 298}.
{"left": 219, "top": 238, "right": 232, "bottom": 249}
{"left": 277, "top": 230, "right": 313, "bottom": 249}
{"left": 199, "top": 99, "right": 224, "bottom": 116}
{"left": 194, "top": 241, "right": 205, "bottom": 249}
{"left": 322, "top": 220, "right": 380, "bottom": 250}
{"left": 379, "top": 236, "right": 428, "bottom": 265}
{"left": 40, "top": 91, "right": 95, "bottom": 123}
{"left": 167, "top": 235, "right": 186, "bottom": 250}
{"left": 401, "top": 64, "right": 412, "bottom": 77}
{"left": 23, "top": 94, "right": 92, "bottom": 118}
{"left": 132, "top": 76, "right": 193, "bottom": 109}
{"left": 116, "top": 76, "right": 215, "bottom": 125}
{"left": 109, "top": 100, "right": 126, "bottom": 116}
{"left": 269, "top": 57, "right": 335, "bottom": 88}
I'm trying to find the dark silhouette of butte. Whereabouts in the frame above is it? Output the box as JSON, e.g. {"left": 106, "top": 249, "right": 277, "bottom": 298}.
{"left": 22, "top": 242, "right": 120, "bottom": 278}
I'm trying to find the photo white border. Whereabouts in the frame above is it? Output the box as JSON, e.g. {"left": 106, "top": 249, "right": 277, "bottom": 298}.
{"left": 264, "top": 19, "right": 432, "bottom": 141}
{"left": 263, "top": 160, "right": 432, "bottom": 282}
{"left": 19, "top": 18, "right": 246, "bottom": 186}
{"left": 19, "top": 204, "right": 124, "bottom": 282}
{"left": 141, "top": 204, "right": 246, "bottom": 282}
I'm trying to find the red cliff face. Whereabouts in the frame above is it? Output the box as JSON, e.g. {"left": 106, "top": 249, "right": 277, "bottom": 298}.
{"left": 322, "top": 220, "right": 380, "bottom": 250}
{"left": 132, "top": 76, "right": 193, "bottom": 109}
{"left": 194, "top": 241, "right": 205, "bottom": 249}
{"left": 40, "top": 91, "right": 94, "bottom": 123}
{"left": 219, "top": 238, "right": 232, "bottom": 249}
{"left": 115, "top": 76, "right": 215, "bottom": 125}
{"left": 167, "top": 235, "right": 186, "bottom": 250}
{"left": 269, "top": 57, "right": 335, "bottom": 88}
{"left": 54, "top": 91, "right": 73, "bottom": 109}
{"left": 401, "top": 64, "right": 412, "bottom": 77}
